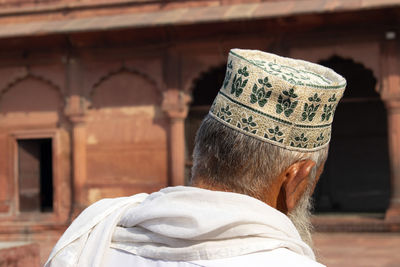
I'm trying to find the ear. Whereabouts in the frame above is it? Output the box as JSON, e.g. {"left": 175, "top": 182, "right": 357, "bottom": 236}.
{"left": 278, "top": 160, "right": 316, "bottom": 214}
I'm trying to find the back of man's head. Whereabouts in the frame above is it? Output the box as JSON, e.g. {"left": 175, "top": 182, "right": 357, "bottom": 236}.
{"left": 191, "top": 114, "right": 329, "bottom": 201}
{"left": 189, "top": 48, "right": 346, "bottom": 247}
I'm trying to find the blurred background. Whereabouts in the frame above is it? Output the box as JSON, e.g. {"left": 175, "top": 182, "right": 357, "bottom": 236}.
{"left": 0, "top": 0, "right": 399, "bottom": 266}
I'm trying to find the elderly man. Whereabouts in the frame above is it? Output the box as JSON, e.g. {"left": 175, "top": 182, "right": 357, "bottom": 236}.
{"left": 45, "top": 48, "right": 346, "bottom": 267}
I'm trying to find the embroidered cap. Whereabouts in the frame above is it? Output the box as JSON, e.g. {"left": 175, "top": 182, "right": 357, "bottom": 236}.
{"left": 209, "top": 48, "right": 346, "bottom": 151}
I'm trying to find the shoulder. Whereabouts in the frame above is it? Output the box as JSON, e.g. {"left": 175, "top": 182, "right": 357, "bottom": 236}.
{"left": 191, "top": 248, "right": 325, "bottom": 267}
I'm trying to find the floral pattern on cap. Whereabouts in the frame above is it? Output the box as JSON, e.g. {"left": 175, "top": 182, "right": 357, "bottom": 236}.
{"left": 209, "top": 48, "right": 346, "bottom": 152}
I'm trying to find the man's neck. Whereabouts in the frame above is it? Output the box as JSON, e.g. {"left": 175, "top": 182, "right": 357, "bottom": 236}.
{"left": 191, "top": 177, "right": 280, "bottom": 212}
{"left": 191, "top": 179, "right": 231, "bottom": 193}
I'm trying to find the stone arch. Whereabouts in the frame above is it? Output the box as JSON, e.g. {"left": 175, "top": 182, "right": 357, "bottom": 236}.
{"left": 0, "top": 74, "right": 64, "bottom": 113}
{"left": 313, "top": 55, "right": 390, "bottom": 213}
{"left": 290, "top": 42, "right": 382, "bottom": 95}
{"left": 85, "top": 66, "right": 169, "bottom": 192}
{"left": 319, "top": 55, "right": 379, "bottom": 98}
{"left": 190, "top": 64, "right": 226, "bottom": 106}
{"left": 0, "top": 73, "right": 63, "bottom": 101}
{"left": 183, "top": 59, "right": 227, "bottom": 94}
{"left": 89, "top": 66, "right": 162, "bottom": 109}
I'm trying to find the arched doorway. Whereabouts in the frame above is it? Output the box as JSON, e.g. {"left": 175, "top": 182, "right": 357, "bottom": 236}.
{"left": 314, "top": 56, "right": 391, "bottom": 213}
{"left": 185, "top": 65, "right": 226, "bottom": 182}
{"left": 86, "top": 69, "right": 167, "bottom": 201}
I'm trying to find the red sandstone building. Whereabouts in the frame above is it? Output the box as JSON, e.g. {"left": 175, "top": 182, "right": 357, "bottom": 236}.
{"left": 0, "top": 0, "right": 400, "bottom": 264}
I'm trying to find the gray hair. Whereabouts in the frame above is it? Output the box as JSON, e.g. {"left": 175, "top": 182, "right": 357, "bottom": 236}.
{"left": 190, "top": 115, "right": 329, "bottom": 201}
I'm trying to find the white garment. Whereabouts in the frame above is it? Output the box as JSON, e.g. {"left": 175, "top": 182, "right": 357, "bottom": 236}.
{"left": 105, "top": 247, "right": 323, "bottom": 267}
{"left": 45, "top": 186, "right": 324, "bottom": 267}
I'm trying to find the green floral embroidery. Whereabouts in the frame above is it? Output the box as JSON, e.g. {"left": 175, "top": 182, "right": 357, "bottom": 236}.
{"left": 249, "top": 59, "right": 332, "bottom": 86}
{"left": 265, "top": 126, "right": 284, "bottom": 143}
{"left": 314, "top": 133, "right": 325, "bottom": 147}
{"left": 309, "top": 93, "right": 322, "bottom": 102}
{"left": 301, "top": 93, "right": 321, "bottom": 121}
{"left": 268, "top": 62, "right": 282, "bottom": 73}
{"left": 328, "top": 94, "right": 337, "bottom": 102}
{"left": 266, "top": 62, "right": 309, "bottom": 86}
{"left": 282, "top": 73, "right": 301, "bottom": 85}
{"left": 249, "top": 59, "right": 267, "bottom": 68}
{"left": 231, "top": 66, "right": 249, "bottom": 97}
{"left": 321, "top": 104, "right": 335, "bottom": 121}
{"left": 276, "top": 88, "right": 298, "bottom": 117}
{"left": 250, "top": 77, "right": 272, "bottom": 107}
{"left": 290, "top": 133, "right": 308, "bottom": 148}
{"left": 223, "top": 61, "right": 233, "bottom": 89}
{"left": 321, "top": 94, "right": 338, "bottom": 121}
{"left": 217, "top": 105, "right": 232, "bottom": 123}
{"left": 237, "top": 115, "right": 257, "bottom": 134}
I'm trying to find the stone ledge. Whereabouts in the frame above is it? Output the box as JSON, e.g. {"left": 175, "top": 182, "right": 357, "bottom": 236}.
{"left": 0, "top": 222, "right": 67, "bottom": 234}
{"left": 313, "top": 214, "right": 400, "bottom": 232}
{"left": 0, "top": 0, "right": 400, "bottom": 39}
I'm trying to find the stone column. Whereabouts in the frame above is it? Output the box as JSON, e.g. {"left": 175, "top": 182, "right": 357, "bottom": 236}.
{"left": 69, "top": 115, "right": 87, "bottom": 214}
{"left": 162, "top": 90, "right": 191, "bottom": 186}
{"left": 65, "top": 56, "right": 88, "bottom": 215}
{"left": 381, "top": 35, "right": 400, "bottom": 221}
{"left": 385, "top": 100, "right": 400, "bottom": 221}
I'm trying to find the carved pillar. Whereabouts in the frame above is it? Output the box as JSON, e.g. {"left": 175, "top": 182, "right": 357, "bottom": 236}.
{"left": 69, "top": 114, "right": 87, "bottom": 214}
{"left": 162, "top": 90, "right": 191, "bottom": 186}
{"left": 385, "top": 100, "right": 400, "bottom": 221}
{"left": 65, "top": 56, "right": 88, "bottom": 215}
{"left": 381, "top": 36, "right": 400, "bottom": 221}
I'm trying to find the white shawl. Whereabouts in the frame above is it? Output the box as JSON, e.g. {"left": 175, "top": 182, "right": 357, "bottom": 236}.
{"left": 45, "top": 186, "right": 315, "bottom": 267}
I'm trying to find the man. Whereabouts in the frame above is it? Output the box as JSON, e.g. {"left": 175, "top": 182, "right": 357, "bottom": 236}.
{"left": 45, "top": 48, "right": 346, "bottom": 266}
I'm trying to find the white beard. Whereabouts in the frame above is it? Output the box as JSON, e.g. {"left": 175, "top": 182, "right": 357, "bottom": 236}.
{"left": 288, "top": 188, "right": 314, "bottom": 250}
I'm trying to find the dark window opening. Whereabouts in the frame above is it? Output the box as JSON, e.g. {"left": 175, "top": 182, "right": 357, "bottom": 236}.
{"left": 313, "top": 56, "right": 390, "bottom": 213}
{"left": 185, "top": 65, "right": 226, "bottom": 182}
{"left": 18, "top": 138, "right": 53, "bottom": 212}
